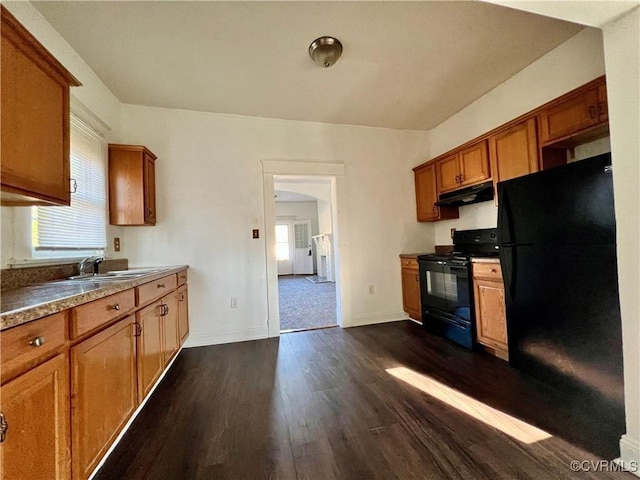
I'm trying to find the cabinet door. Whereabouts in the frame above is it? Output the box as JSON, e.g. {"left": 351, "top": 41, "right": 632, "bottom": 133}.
{"left": 473, "top": 278, "right": 508, "bottom": 354}
{"left": 136, "top": 300, "right": 164, "bottom": 401}
{"left": 598, "top": 83, "right": 608, "bottom": 122}
{"left": 401, "top": 267, "right": 421, "bottom": 322}
{"left": 0, "top": 353, "right": 70, "bottom": 480}
{"left": 436, "top": 153, "right": 460, "bottom": 193}
{"left": 71, "top": 316, "right": 137, "bottom": 480}
{"left": 489, "top": 117, "right": 539, "bottom": 185}
{"left": 162, "top": 291, "right": 180, "bottom": 364}
{"left": 459, "top": 141, "right": 490, "bottom": 187}
{"left": 143, "top": 154, "right": 156, "bottom": 225}
{"left": 414, "top": 163, "right": 458, "bottom": 222}
{"left": 178, "top": 285, "right": 189, "bottom": 344}
{"left": 1, "top": 29, "right": 70, "bottom": 206}
{"left": 538, "top": 88, "right": 600, "bottom": 144}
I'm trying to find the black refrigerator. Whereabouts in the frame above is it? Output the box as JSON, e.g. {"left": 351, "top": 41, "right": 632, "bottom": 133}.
{"left": 497, "top": 153, "right": 625, "bottom": 454}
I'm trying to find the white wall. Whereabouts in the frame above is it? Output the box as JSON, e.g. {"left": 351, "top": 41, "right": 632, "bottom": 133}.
{"left": 425, "top": 27, "right": 606, "bottom": 245}
{"left": 601, "top": 7, "right": 640, "bottom": 470}
{"left": 119, "top": 105, "right": 430, "bottom": 345}
{"left": 1, "top": 1, "right": 125, "bottom": 266}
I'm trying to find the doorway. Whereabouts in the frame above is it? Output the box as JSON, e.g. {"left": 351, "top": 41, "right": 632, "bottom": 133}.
{"left": 262, "top": 160, "right": 351, "bottom": 337}
{"left": 275, "top": 189, "right": 336, "bottom": 332}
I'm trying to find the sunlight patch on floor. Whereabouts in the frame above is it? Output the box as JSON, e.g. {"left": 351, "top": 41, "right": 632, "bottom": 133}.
{"left": 386, "top": 366, "right": 552, "bottom": 444}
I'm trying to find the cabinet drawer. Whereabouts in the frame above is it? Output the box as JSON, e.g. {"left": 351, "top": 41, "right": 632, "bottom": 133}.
{"left": 71, "top": 289, "right": 135, "bottom": 339}
{"left": 177, "top": 270, "right": 188, "bottom": 286}
{"left": 472, "top": 262, "right": 502, "bottom": 280}
{"left": 137, "top": 274, "right": 177, "bottom": 306}
{"left": 1, "top": 311, "right": 67, "bottom": 383}
{"left": 400, "top": 257, "right": 418, "bottom": 269}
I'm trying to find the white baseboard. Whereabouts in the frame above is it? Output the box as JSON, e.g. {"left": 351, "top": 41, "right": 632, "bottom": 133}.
{"left": 617, "top": 435, "right": 640, "bottom": 477}
{"left": 348, "top": 311, "right": 407, "bottom": 327}
{"left": 182, "top": 326, "right": 269, "bottom": 348}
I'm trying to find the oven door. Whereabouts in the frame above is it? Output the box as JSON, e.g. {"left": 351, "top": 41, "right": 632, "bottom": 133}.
{"left": 419, "top": 259, "right": 471, "bottom": 322}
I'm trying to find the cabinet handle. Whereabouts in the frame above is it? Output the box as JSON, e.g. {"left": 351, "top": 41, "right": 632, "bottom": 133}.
{"left": 70, "top": 178, "right": 78, "bottom": 194}
{"left": 415, "top": 274, "right": 419, "bottom": 283}
{"left": 133, "top": 322, "right": 142, "bottom": 337}
{"left": 178, "top": 293, "right": 185, "bottom": 301}
{"left": 599, "top": 102, "right": 606, "bottom": 116}
{"left": 29, "top": 336, "right": 45, "bottom": 347}
{"left": 111, "top": 303, "right": 120, "bottom": 311}
{"left": 157, "top": 283, "right": 165, "bottom": 289}
{"left": 432, "top": 206, "right": 437, "bottom": 214}
{"left": 0, "top": 413, "right": 7, "bottom": 443}
{"left": 490, "top": 268, "right": 497, "bottom": 273}
{"left": 164, "top": 304, "right": 170, "bottom": 316}
{"left": 460, "top": 174, "right": 464, "bottom": 182}
{"left": 588, "top": 105, "right": 597, "bottom": 119}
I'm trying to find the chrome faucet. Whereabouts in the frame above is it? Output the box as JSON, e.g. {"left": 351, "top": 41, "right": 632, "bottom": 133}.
{"left": 78, "top": 256, "right": 105, "bottom": 276}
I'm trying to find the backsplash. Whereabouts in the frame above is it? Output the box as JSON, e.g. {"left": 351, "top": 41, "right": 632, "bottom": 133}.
{"left": 1, "top": 258, "right": 128, "bottom": 290}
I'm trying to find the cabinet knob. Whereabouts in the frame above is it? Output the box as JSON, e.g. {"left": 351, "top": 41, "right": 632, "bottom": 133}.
{"left": 29, "top": 336, "right": 45, "bottom": 347}
{"left": 0, "top": 413, "right": 7, "bottom": 443}
{"left": 157, "top": 283, "right": 165, "bottom": 289}
{"left": 490, "top": 268, "right": 496, "bottom": 273}
{"left": 111, "top": 303, "right": 120, "bottom": 311}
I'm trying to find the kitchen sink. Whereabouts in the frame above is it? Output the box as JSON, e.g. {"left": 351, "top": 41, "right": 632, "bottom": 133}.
{"left": 65, "top": 269, "right": 163, "bottom": 282}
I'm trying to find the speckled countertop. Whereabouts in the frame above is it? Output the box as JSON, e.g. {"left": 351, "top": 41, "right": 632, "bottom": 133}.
{"left": 1, "top": 266, "right": 188, "bottom": 331}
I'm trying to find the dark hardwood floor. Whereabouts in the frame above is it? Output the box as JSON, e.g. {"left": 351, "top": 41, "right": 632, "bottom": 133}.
{"left": 95, "top": 321, "right": 632, "bottom": 479}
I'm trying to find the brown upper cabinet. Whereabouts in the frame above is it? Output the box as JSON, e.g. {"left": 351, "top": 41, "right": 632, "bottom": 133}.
{"left": 414, "top": 163, "right": 458, "bottom": 222}
{"left": 412, "top": 76, "right": 610, "bottom": 221}
{"left": 538, "top": 77, "right": 608, "bottom": 146}
{"left": 109, "top": 144, "right": 157, "bottom": 226}
{"left": 488, "top": 117, "right": 539, "bottom": 185}
{"left": 436, "top": 141, "right": 491, "bottom": 193}
{"left": 0, "top": 6, "right": 81, "bottom": 206}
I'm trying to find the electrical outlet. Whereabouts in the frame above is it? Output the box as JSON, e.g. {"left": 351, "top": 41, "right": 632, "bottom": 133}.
{"left": 230, "top": 297, "right": 238, "bottom": 308}
{"left": 368, "top": 284, "right": 375, "bottom": 295}
{"left": 114, "top": 237, "right": 121, "bottom": 252}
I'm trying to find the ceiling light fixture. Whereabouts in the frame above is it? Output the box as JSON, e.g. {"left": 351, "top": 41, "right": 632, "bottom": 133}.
{"left": 308, "top": 36, "right": 343, "bottom": 68}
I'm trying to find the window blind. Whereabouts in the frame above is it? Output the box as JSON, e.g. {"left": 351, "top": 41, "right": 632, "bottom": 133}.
{"left": 34, "top": 114, "right": 107, "bottom": 251}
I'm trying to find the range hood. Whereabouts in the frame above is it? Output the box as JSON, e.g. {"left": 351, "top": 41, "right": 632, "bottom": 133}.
{"left": 435, "top": 181, "right": 494, "bottom": 207}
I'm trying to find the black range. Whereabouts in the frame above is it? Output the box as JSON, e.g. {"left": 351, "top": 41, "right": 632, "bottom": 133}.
{"left": 417, "top": 228, "right": 499, "bottom": 348}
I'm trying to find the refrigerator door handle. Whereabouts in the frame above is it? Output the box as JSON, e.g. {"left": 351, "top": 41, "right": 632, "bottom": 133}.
{"left": 500, "top": 246, "right": 516, "bottom": 302}
{"left": 497, "top": 186, "right": 514, "bottom": 245}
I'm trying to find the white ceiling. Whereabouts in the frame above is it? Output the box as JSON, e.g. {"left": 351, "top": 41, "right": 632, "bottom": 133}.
{"left": 34, "top": 1, "right": 584, "bottom": 131}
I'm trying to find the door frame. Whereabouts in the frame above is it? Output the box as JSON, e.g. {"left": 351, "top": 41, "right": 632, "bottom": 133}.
{"left": 262, "top": 160, "right": 351, "bottom": 337}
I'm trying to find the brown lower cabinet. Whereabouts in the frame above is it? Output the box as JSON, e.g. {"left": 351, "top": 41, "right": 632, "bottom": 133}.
{"left": 0, "top": 268, "right": 189, "bottom": 480}
{"left": 0, "top": 353, "right": 71, "bottom": 480}
{"left": 472, "top": 260, "right": 508, "bottom": 361}
{"left": 136, "top": 291, "right": 180, "bottom": 401}
{"left": 400, "top": 255, "right": 422, "bottom": 323}
{"left": 178, "top": 285, "right": 189, "bottom": 344}
{"left": 71, "top": 317, "right": 137, "bottom": 480}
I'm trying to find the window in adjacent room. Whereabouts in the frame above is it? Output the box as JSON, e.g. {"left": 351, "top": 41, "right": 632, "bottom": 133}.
{"left": 32, "top": 114, "right": 107, "bottom": 257}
